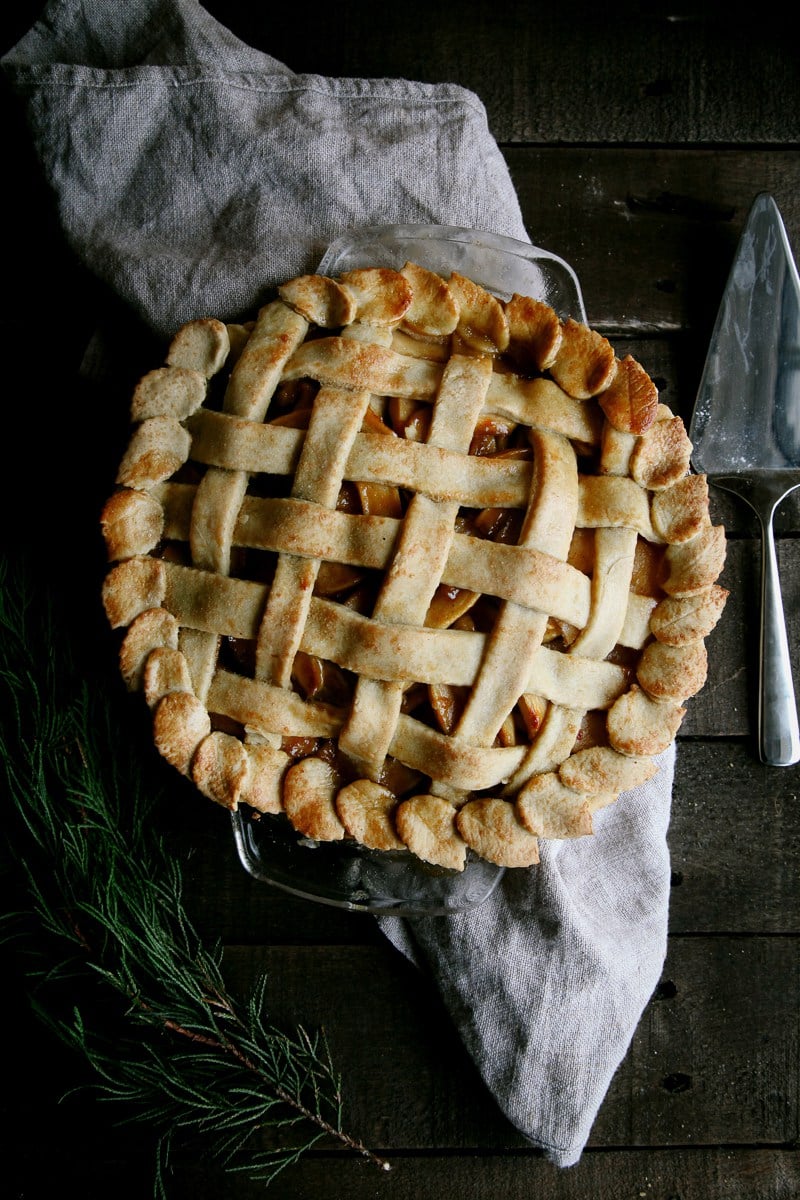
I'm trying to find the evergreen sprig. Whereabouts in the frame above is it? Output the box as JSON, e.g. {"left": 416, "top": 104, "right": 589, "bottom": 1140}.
{"left": 0, "top": 555, "right": 390, "bottom": 1193}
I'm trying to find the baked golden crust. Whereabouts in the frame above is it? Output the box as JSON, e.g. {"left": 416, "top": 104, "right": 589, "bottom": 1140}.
{"left": 100, "top": 262, "right": 728, "bottom": 870}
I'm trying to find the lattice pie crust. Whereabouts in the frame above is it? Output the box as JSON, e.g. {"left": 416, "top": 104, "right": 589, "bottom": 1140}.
{"left": 101, "top": 263, "right": 727, "bottom": 870}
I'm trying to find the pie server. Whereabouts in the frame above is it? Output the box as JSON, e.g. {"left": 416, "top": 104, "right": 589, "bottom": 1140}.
{"left": 689, "top": 192, "right": 800, "bottom": 766}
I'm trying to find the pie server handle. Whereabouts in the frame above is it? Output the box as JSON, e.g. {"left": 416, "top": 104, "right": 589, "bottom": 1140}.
{"left": 759, "top": 501, "right": 800, "bottom": 766}
{"left": 710, "top": 472, "right": 800, "bottom": 767}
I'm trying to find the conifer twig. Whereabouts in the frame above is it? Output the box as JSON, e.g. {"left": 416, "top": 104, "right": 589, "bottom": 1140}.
{"left": 0, "top": 556, "right": 390, "bottom": 1194}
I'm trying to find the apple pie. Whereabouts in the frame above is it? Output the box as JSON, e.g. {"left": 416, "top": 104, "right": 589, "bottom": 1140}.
{"left": 100, "top": 262, "right": 727, "bottom": 870}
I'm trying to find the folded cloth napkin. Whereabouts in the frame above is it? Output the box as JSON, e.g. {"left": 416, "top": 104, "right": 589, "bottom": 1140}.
{"left": 379, "top": 751, "right": 673, "bottom": 1164}
{"left": 3, "top": 0, "right": 528, "bottom": 339}
{"left": 3, "top": 0, "right": 673, "bottom": 1168}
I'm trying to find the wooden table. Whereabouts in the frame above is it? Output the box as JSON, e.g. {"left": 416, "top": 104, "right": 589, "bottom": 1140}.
{"left": 2, "top": 4, "right": 798, "bottom": 1197}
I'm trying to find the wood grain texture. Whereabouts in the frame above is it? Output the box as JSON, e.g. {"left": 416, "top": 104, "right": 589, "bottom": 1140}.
{"left": 6, "top": 1144, "right": 800, "bottom": 1200}
{"left": 140, "top": 1148, "right": 800, "bottom": 1200}
{"left": 669, "top": 742, "right": 800, "bottom": 933}
{"left": 203, "top": 939, "right": 800, "bottom": 1151}
{"left": 506, "top": 149, "right": 800, "bottom": 335}
{"left": 4, "top": 937, "right": 797, "bottom": 1187}
{"left": 200, "top": 1, "right": 800, "bottom": 146}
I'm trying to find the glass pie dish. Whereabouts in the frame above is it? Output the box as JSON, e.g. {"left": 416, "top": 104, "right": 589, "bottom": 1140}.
{"left": 231, "top": 223, "right": 587, "bottom": 915}
{"left": 318, "top": 222, "right": 586, "bottom": 321}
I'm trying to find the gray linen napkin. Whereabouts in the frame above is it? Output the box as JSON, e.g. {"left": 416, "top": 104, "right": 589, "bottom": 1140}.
{"left": 3, "top": 0, "right": 673, "bottom": 1167}
{"left": 4, "top": 0, "right": 528, "bottom": 339}
{"left": 379, "top": 750, "right": 673, "bottom": 1164}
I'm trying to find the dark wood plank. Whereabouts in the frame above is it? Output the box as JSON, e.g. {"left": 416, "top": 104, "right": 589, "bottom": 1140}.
{"left": 5, "top": 936, "right": 797, "bottom": 1173}
{"left": 6, "top": 1143, "right": 799, "bottom": 1200}
{"left": 161, "top": 1148, "right": 800, "bottom": 1200}
{"left": 669, "top": 742, "right": 800, "bottom": 933}
{"left": 605, "top": 936, "right": 800, "bottom": 1146}
{"left": 215, "top": 938, "right": 798, "bottom": 1150}
{"left": 507, "top": 148, "right": 800, "bottom": 337}
{"left": 197, "top": 2, "right": 800, "bottom": 147}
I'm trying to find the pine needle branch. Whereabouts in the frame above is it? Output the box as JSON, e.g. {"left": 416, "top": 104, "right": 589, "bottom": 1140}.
{"left": 0, "top": 554, "right": 391, "bottom": 1193}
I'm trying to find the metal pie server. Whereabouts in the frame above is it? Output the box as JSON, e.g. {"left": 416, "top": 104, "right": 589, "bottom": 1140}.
{"left": 690, "top": 193, "right": 800, "bottom": 766}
